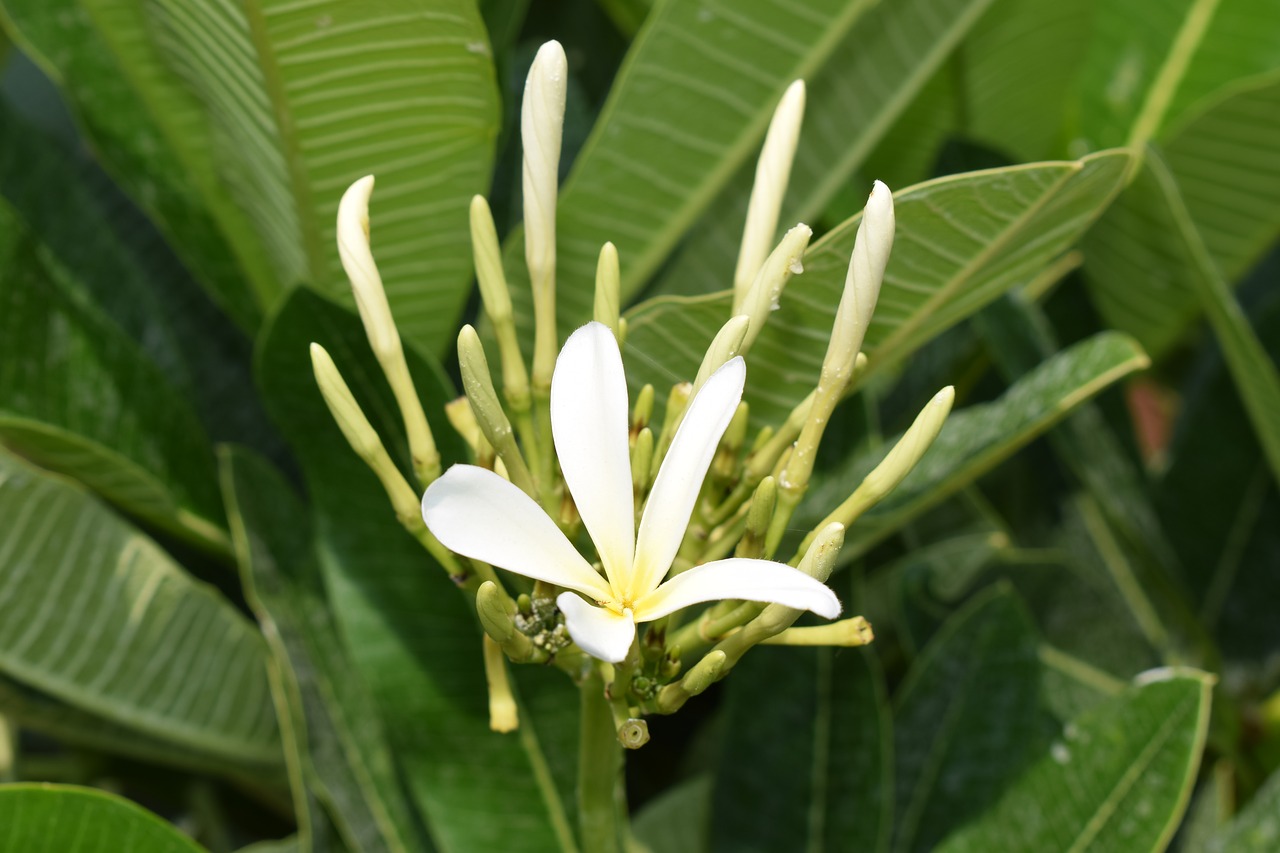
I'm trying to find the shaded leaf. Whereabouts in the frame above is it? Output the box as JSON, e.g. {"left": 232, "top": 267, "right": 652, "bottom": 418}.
{"left": 633, "top": 776, "right": 710, "bottom": 853}
{"left": 256, "top": 288, "right": 579, "bottom": 853}
{"left": 711, "top": 642, "right": 890, "bottom": 852}
{"left": 0, "top": 202, "right": 227, "bottom": 553}
{"left": 1205, "top": 764, "right": 1280, "bottom": 852}
{"left": 221, "top": 447, "right": 423, "bottom": 853}
{"left": 891, "top": 584, "right": 1047, "bottom": 853}
{"left": 0, "top": 0, "right": 275, "bottom": 326}
{"left": 938, "top": 672, "right": 1212, "bottom": 852}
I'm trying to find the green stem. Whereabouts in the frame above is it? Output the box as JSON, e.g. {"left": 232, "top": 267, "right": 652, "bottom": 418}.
{"left": 578, "top": 670, "right": 627, "bottom": 853}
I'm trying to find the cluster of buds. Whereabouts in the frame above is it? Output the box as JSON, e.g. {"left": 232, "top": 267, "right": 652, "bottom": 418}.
{"left": 311, "top": 42, "right": 953, "bottom": 747}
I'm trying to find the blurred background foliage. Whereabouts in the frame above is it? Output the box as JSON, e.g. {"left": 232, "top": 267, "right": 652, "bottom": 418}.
{"left": 0, "top": 0, "right": 1278, "bottom": 850}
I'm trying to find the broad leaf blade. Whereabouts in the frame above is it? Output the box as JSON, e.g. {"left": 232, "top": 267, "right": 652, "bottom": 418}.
{"left": 1205, "top": 765, "right": 1280, "bottom": 852}
{"left": 0, "top": 203, "right": 227, "bottom": 552}
{"left": 0, "top": 450, "right": 280, "bottom": 770}
{"left": 937, "top": 672, "right": 1212, "bottom": 852}
{"left": 221, "top": 447, "right": 423, "bottom": 853}
{"left": 797, "top": 332, "right": 1150, "bottom": 561}
{"left": 711, "top": 642, "right": 891, "bottom": 853}
{"left": 891, "top": 584, "right": 1047, "bottom": 853}
{"left": 256, "top": 288, "right": 578, "bottom": 853}
{"left": 625, "top": 152, "right": 1130, "bottom": 428}
{"left": 0, "top": 0, "right": 275, "bottom": 326}
{"left": 1084, "top": 72, "right": 1280, "bottom": 359}
{"left": 152, "top": 0, "right": 501, "bottom": 353}
{"left": 1074, "top": 0, "right": 1280, "bottom": 152}
{"left": 654, "top": 0, "right": 998, "bottom": 298}
{"left": 0, "top": 785, "right": 206, "bottom": 852}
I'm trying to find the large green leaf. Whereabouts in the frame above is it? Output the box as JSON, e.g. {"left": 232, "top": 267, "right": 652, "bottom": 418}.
{"left": 937, "top": 672, "right": 1212, "bottom": 852}
{"left": 891, "top": 585, "right": 1048, "bottom": 853}
{"left": 653, "top": 0, "right": 997, "bottom": 298}
{"left": 150, "top": 0, "right": 499, "bottom": 354}
{"left": 1084, "top": 72, "right": 1280, "bottom": 359}
{"left": 256, "top": 288, "right": 579, "bottom": 853}
{"left": 624, "top": 152, "right": 1129, "bottom": 428}
{"left": 633, "top": 776, "right": 711, "bottom": 853}
{"left": 796, "top": 332, "right": 1149, "bottom": 561}
{"left": 1073, "top": 0, "right": 1280, "bottom": 152}
{"left": 0, "top": 202, "right": 228, "bottom": 553}
{"left": 0, "top": 0, "right": 274, "bottom": 328}
{"left": 0, "top": 675, "right": 285, "bottom": 791}
{"left": 0, "top": 449, "right": 280, "bottom": 771}
{"left": 0, "top": 784, "right": 205, "bottom": 852}
{"left": 711, "top": 641, "right": 890, "bottom": 853}
{"left": 221, "top": 447, "right": 423, "bottom": 853}
{"left": 0, "top": 98, "right": 280, "bottom": 455}
{"left": 504, "top": 0, "right": 876, "bottom": 333}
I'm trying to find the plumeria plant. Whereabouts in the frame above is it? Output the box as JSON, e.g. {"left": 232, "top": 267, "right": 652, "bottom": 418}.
{"left": 2, "top": 1, "right": 1280, "bottom": 851}
{"left": 310, "top": 42, "right": 951, "bottom": 846}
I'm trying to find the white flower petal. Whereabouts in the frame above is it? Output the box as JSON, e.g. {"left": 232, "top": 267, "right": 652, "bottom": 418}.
{"left": 630, "top": 358, "right": 746, "bottom": 599}
{"left": 633, "top": 558, "right": 841, "bottom": 623}
{"left": 556, "top": 593, "right": 636, "bottom": 663}
{"left": 422, "top": 465, "right": 611, "bottom": 600}
{"left": 551, "top": 322, "right": 635, "bottom": 587}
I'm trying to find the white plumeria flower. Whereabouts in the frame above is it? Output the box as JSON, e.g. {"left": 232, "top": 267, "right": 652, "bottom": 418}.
{"left": 422, "top": 322, "right": 840, "bottom": 663}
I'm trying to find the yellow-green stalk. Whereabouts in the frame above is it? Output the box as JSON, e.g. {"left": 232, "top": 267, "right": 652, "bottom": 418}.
{"left": 457, "top": 325, "right": 537, "bottom": 497}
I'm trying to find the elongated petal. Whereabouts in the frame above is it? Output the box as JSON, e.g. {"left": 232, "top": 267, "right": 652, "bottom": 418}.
{"left": 630, "top": 358, "right": 745, "bottom": 600}
{"left": 422, "top": 465, "right": 611, "bottom": 600}
{"left": 556, "top": 593, "right": 636, "bottom": 663}
{"left": 633, "top": 558, "right": 840, "bottom": 623}
{"left": 551, "top": 322, "right": 635, "bottom": 587}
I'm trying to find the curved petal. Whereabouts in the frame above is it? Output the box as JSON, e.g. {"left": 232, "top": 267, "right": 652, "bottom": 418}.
{"left": 556, "top": 593, "right": 636, "bottom": 663}
{"left": 633, "top": 558, "right": 840, "bottom": 623}
{"left": 422, "top": 465, "right": 611, "bottom": 600}
{"left": 630, "top": 358, "right": 745, "bottom": 600}
{"left": 551, "top": 322, "right": 634, "bottom": 589}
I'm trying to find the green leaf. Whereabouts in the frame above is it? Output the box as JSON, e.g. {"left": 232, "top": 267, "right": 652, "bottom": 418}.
{"left": 632, "top": 776, "right": 711, "bottom": 853}
{"left": 891, "top": 584, "right": 1048, "bottom": 853}
{"left": 937, "top": 672, "right": 1212, "bottom": 852}
{"left": 150, "top": 0, "right": 500, "bottom": 354}
{"left": 0, "top": 449, "right": 280, "bottom": 771}
{"left": 0, "top": 675, "right": 285, "bottom": 792}
{"left": 1074, "top": 0, "right": 1280, "bottom": 152}
{"left": 624, "top": 152, "right": 1130, "bottom": 428}
{"left": 0, "top": 0, "right": 275, "bottom": 327}
{"left": 1084, "top": 71, "right": 1280, "bottom": 359}
{"left": 0, "top": 784, "right": 206, "bottom": 852}
{"left": 797, "top": 332, "right": 1151, "bottom": 561}
{"left": 1204, "top": 764, "right": 1280, "bottom": 851}
{"left": 710, "top": 641, "right": 891, "bottom": 853}
{"left": 256, "top": 288, "right": 579, "bottom": 853}
{"left": 221, "top": 447, "right": 423, "bottom": 853}
{"left": 653, "top": 0, "right": 997, "bottom": 298}
{"left": 0, "top": 202, "right": 228, "bottom": 554}
{"left": 0, "top": 98, "right": 280, "bottom": 455}
{"left": 505, "top": 0, "right": 877, "bottom": 332}
{"left": 953, "top": 0, "right": 1092, "bottom": 162}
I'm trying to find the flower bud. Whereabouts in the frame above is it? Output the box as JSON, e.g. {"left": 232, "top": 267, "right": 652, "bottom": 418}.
{"left": 594, "top": 242, "right": 621, "bottom": 338}
{"left": 693, "top": 315, "right": 750, "bottom": 395}
{"left": 458, "top": 325, "right": 536, "bottom": 495}
{"left": 739, "top": 224, "right": 811, "bottom": 354}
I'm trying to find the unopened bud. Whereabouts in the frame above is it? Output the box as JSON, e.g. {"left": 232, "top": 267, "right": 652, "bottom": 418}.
{"left": 860, "top": 385, "right": 952, "bottom": 500}
{"left": 482, "top": 635, "right": 519, "bottom": 733}
{"left": 632, "top": 383, "right": 655, "bottom": 434}
{"left": 632, "top": 427, "right": 654, "bottom": 500}
{"left": 762, "top": 616, "right": 874, "bottom": 647}
{"left": 651, "top": 382, "right": 693, "bottom": 480}
{"left": 734, "top": 81, "right": 806, "bottom": 312}
{"left": 693, "top": 315, "right": 750, "bottom": 395}
{"left": 826, "top": 181, "right": 895, "bottom": 373}
{"left": 470, "top": 196, "right": 530, "bottom": 412}
{"left": 740, "top": 224, "right": 811, "bottom": 354}
{"left": 594, "top": 242, "right": 621, "bottom": 338}
{"left": 458, "top": 326, "right": 536, "bottom": 495}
